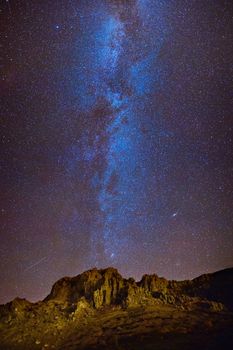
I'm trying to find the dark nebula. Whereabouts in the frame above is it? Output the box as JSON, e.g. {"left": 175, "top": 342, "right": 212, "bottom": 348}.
{"left": 0, "top": 0, "right": 233, "bottom": 303}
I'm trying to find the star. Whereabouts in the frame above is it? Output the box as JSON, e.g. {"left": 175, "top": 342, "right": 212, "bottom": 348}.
{"left": 0, "top": 0, "right": 232, "bottom": 303}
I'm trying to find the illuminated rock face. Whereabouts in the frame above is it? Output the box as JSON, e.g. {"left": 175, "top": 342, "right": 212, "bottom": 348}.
{"left": 0, "top": 267, "right": 233, "bottom": 350}
{"left": 44, "top": 267, "right": 233, "bottom": 310}
{"left": 44, "top": 267, "right": 147, "bottom": 308}
{"left": 45, "top": 267, "right": 125, "bottom": 306}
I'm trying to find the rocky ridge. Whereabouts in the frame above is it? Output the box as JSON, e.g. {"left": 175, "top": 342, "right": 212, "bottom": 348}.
{"left": 0, "top": 267, "right": 232, "bottom": 349}
{"left": 43, "top": 266, "right": 233, "bottom": 310}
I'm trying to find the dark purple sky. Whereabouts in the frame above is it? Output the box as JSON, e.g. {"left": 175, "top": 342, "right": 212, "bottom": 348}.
{"left": 1, "top": 0, "right": 233, "bottom": 304}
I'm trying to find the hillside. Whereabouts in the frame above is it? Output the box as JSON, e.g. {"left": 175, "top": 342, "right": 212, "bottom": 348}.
{"left": 0, "top": 267, "right": 232, "bottom": 349}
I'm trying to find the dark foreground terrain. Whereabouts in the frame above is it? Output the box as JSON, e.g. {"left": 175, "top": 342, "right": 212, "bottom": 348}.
{"left": 0, "top": 267, "right": 232, "bottom": 349}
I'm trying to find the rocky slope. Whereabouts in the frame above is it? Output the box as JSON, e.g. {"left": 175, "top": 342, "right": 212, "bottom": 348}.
{"left": 0, "top": 267, "right": 232, "bottom": 349}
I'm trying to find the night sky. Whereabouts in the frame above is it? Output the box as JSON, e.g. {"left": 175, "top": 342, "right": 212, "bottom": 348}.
{"left": 1, "top": 0, "right": 233, "bottom": 304}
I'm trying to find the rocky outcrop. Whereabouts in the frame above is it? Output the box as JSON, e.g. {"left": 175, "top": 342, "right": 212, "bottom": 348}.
{"left": 136, "top": 268, "right": 233, "bottom": 311}
{"left": 139, "top": 273, "right": 169, "bottom": 292}
{"left": 1, "top": 267, "right": 232, "bottom": 316}
{"left": 45, "top": 267, "right": 126, "bottom": 307}
{"left": 42, "top": 267, "right": 233, "bottom": 311}
{"left": 0, "top": 298, "right": 32, "bottom": 322}
{"left": 0, "top": 267, "right": 232, "bottom": 350}
{"left": 45, "top": 267, "right": 157, "bottom": 308}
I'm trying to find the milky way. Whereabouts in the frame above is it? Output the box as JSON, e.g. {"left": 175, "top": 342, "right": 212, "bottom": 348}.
{"left": 1, "top": 0, "right": 233, "bottom": 303}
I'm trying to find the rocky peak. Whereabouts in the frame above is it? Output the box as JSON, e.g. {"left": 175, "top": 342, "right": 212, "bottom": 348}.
{"left": 43, "top": 267, "right": 233, "bottom": 310}
{"left": 139, "top": 274, "right": 169, "bottom": 292}
{"left": 0, "top": 268, "right": 232, "bottom": 350}
{"left": 45, "top": 267, "right": 126, "bottom": 308}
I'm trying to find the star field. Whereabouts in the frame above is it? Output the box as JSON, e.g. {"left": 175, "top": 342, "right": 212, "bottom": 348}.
{"left": 0, "top": 0, "right": 233, "bottom": 303}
